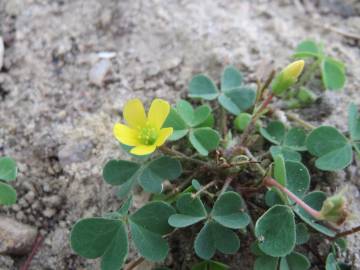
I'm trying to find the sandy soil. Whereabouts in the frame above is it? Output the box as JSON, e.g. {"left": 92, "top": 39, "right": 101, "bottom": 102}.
{"left": 0, "top": 0, "right": 360, "bottom": 269}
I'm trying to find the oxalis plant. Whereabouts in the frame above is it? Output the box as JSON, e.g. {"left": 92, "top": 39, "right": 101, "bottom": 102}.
{"left": 70, "top": 55, "right": 360, "bottom": 270}
{"left": 0, "top": 156, "right": 18, "bottom": 205}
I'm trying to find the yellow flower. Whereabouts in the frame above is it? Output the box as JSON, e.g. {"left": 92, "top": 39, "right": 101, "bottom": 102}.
{"left": 113, "top": 98, "right": 173, "bottom": 155}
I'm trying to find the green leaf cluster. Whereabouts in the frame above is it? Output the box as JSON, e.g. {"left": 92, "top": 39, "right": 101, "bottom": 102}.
{"left": 188, "top": 66, "right": 256, "bottom": 115}
{"left": 103, "top": 156, "right": 182, "bottom": 196}
{"left": 0, "top": 157, "right": 18, "bottom": 206}
{"left": 169, "top": 192, "right": 250, "bottom": 260}
{"left": 70, "top": 201, "right": 175, "bottom": 270}
{"left": 164, "top": 100, "right": 220, "bottom": 155}
{"left": 294, "top": 40, "right": 346, "bottom": 91}
{"left": 260, "top": 121, "right": 307, "bottom": 161}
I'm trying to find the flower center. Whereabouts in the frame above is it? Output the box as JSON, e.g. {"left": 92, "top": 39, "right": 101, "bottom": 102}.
{"left": 138, "top": 123, "right": 158, "bottom": 145}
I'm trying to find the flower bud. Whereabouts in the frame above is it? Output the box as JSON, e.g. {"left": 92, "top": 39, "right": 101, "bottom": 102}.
{"left": 319, "top": 190, "right": 350, "bottom": 226}
{"left": 271, "top": 60, "right": 305, "bottom": 96}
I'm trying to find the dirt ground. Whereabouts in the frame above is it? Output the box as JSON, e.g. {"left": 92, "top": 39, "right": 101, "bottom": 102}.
{"left": 0, "top": 0, "right": 360, "bottom": 269}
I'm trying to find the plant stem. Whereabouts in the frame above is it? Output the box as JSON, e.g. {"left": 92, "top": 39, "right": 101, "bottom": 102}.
{"left": 124, "top": 257, "right": 145, "bottom": 270}
{"left": 159, "top": 146, "right": 208, "bottom": 166}
{"left": 239, "top": 93, "right": 273, "bottom": 147}
{"left": 285, "top": 111, "right": 316, "bottom": 130}
{"left": 20, "top": 234, "right": 44, "bottom": 270}
{"left": 334, "top": 225, "right": 360, "bottom": 239}
{"left": 193, "top": 180, "right": 217, "bottom": 198}
{"left": 263, "top": 177, "right": 323, "bottom": 220}
{"left": 219, "top": 177, "right": 233, "bottom": 195}
{"left": 243, "top": 147, "right": 266, "bottom": 177}
{"left": 220, "top": 106, "right": 228, "bottom": 137}
{"left": 294, "top": 58, "right": 321, "bottom": 92}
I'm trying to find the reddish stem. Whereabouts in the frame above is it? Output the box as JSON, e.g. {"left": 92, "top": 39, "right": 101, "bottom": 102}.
{"left": 20, "top": 234, "right": 44, "bottom": 270}
{"left": 264, "top": 177, "right": 322, "bottom": 220}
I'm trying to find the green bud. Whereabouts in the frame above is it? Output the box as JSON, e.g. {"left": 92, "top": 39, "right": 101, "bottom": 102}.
{"left": 319, "top": 189, "right": 350, "bottom": 225}
{"left": 234, "top": 113, "right": 252, "bottom": 132}
{"left": 272, "top": 60, "right": 305, "bottom": 96}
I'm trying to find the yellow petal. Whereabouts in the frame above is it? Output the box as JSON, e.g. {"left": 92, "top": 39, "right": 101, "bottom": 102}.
{"left": 130, "top": 145, "right": 156, "bottom": 155}
{"left": 123, "top": 99, "right": 147, "bottom": 129}
{"left": 147, "top": 99, "right": 170, "bottom": 129}
{"left": 155, "top": 128, "right": 173, "bottom": 146}
{"left": 113, "top": 123, "right": 139, "bottom": 146}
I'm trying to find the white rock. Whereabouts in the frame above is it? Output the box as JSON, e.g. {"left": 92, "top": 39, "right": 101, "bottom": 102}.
{"left": 0, "top": 36, "right": 4, "bottom": 70}
{"left": 88, "top": 59, "right": 111, "bottom": 86}
{"left": 0, "top": 216, "right": 37, "bottom": 255}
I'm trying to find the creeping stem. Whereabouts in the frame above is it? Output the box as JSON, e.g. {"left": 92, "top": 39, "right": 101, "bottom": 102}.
{"left": 263, "top": 176, "right": 323, "bottom": 220}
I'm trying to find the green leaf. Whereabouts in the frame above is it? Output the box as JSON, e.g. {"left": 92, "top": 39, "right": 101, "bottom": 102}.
{"left": 130, "top": 221, "right": 169, "bottom": 262}
{"left": 297, "top": 87, "right": 318, "bottom": 104}
{"left": 129, "top": 202, "right": 175, "bottom": 261}
{"left": 117, "top": 196, "right": 132, "bottom": 215}
{"left": 284, "top": 128, "right": 307, "bottom": 151}
{"left": 294, "top": 191, "right": 336, "bottom": 237}
{"left": 192, "top": 179, "right": 202, "bottom": 191}
{"left": 254, "top": 255, "right": 279, "bottom": 270}
{"left": 192, "top": 260, "right": 230, "bottom": 270}
{"left": 295, "top": 223, "right": 310, "bottom": 245}
{"left": 293, "top": 40, "right": 323, "bottom": 58}
{"left": 260, "top": 121, "right": 286, "bottom": 145}
{"left": 334, "top": 238, "right": 347, "bottom": 251}
{"left": 192, "top": 105, "right": 212, "bottom": 127}
{"left": 211, "top": 191, "right": 250, "bottom": 229}
{"left": 189, "top": 75, "right": 219, "bottom": 100}
{"left": 139, "top": 156, "right": 182, "bottom": 193}
{"left": 103, "top": 160, "right": 140, "bottom": 186}
{"left": 306, "top": 126, "right": 352, "bottom": 171}
{"left": 176, "top": 100, "right": 212, "bottom": 128}
{"left": 194, "top": 221, "right": 240, "bottom": 260}
{"left": 285, "top": 161, "right": 310, "bottom": 199}
{"left": 348, "top": 103, "right": 360, "bottom": 141}
{"left": 321, "top": 57, "right": 346, "bottom": 91}
{"left": 176, "top": 100, "right": 194, "bottom": 125}
{"left": 169, "top": 193, "right": 207, "bottom": 227}
{"left": 130, "top": 201, "right": 175, "bottom": 235}
{"left": 255, "top": 205, "right": 296, "bottom": 257}
{"left": 280, "top": 252, "right": 311, "bottom": 270}
{"left": 326, "top": 253, "right": 338, "bottom": 270}
{"left": 274, "top": 155, "right": 286, "bottom": 186}
{"left": 70, "top": 218, "right": 128, "bottom": 270}
{"left": 163, "top": 107, "right": 188, "bottom": 141}
{"left": 265, "top": 188, "right": 284, "bottom": 207}
{"left": 0, "top": 182, "right": 17, "bottom": 205}
{"left": 116, "top": 176, "right": 136, "bottom": 199}
{"left": 221, "top": 65, "right": 243, "bottom": 92}
{"left": 0, "top": 157, "right": 17, "bottom": 182}
{"left": 234, "top": 113, "right": 252, "bottom": 132}
{"left": 189, "top": 128, "right": 220, "bottom": 156}
{"left": 218, "top": 87, "right": 256, "bottom": 115}
{"left": 270, "top": 146, "right": 301, "bottom": 162}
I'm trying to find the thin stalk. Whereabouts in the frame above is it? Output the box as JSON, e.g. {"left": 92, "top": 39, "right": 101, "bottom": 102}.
{"left": 239, "top": 93, "right": 273, "bottom": 147}
{"left": 219, "top": 177, "right": 234, "bottom": 195}
{"left": 192, "top": 180, "right": 217, "bottom": 198}
{"left": 125, "top": 257, "right": 145, "bottom": 270}
{"left": 333, "top": 225, "right": 360, "bottom": 239}
{"left": 159, "top": 146, "right": 208, "bottom": 166}
{"left": 293, "top": 58, "right": 321, "bottom": 92}
{"left": 220, "top": 106, "right": 228, "bottom": 137}
{"left": 264, "top": 177, "right": 323, "bottom": 220}
{"left": 243, "top": 147, "right": 266, "bottom": 177}
{"left": 285, "top": 111, "right": 316, "bottom": 130}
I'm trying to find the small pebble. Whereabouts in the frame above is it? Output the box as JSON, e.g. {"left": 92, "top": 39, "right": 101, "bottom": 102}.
{"left": 89, "top": 59, "right": 111, "bottom": 86}
{"left": 0, "top": 36, "right": 4, "bottom": 70}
